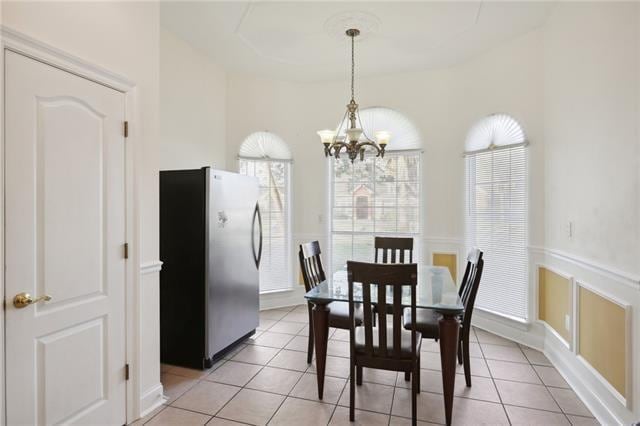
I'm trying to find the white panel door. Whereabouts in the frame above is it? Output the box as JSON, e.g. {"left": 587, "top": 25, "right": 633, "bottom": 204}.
{"left": 5, "top": 51, "right": 127, "bottom": 425}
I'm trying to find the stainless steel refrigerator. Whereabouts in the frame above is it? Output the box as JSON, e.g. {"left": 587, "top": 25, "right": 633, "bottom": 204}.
{"left": 160, "top": 167, "right": 262, "bottom": 369}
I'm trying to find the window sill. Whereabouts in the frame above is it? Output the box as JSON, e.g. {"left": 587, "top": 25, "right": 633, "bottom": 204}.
{"left": 259, "top": 286, "right": 300, "bottom": 296}
{"left": 475, "top": 307, "right": 531, "bottom": 331}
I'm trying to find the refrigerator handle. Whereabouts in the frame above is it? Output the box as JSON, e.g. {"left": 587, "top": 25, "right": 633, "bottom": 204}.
{"left": 252, "top": 202, "right": 263, "bottom": 269}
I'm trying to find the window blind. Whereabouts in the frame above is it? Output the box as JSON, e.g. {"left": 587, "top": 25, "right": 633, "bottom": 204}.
{"left": 331, "top": 151, "right": 421, "bottom": 277}
{"left": 465, "top": 145, "right": 528, "bottom": 320}
{"left": 239, "top": 159, "right": 291, "bottom": 292}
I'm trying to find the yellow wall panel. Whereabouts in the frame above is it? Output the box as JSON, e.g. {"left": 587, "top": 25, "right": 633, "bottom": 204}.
{"left": 578, "top": 287, "right": 627, "bottom": 398}
{"left": 433, "top": 253, "right": 457, "bottom": 283}
{"left": 538, "top": 267, "right": 572, "bottom": 343}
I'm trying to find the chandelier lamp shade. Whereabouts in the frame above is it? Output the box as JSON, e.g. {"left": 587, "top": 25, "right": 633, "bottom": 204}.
{"left": 317, "top": 28, "right": 389, "bottom": 163}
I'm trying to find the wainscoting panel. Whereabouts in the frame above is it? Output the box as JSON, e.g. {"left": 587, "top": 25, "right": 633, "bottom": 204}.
{"left": 432, "top": 252, "right": 457, "bottom": 283}
{"left": 537, "top": 266, "right": 573, "bottom": 345}
{"left": 577, "top": 284, "right": 629, "bottom": 401}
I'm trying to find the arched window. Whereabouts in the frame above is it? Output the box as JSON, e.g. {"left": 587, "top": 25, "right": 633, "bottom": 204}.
{"left": 331, "top": 107, "right": 422, "bottom": 276}
{"left": 465, "top": 114, "right": 529, "bottom": 320}
{"left": 239, "top": 132, "right": 292, "bottom": 293}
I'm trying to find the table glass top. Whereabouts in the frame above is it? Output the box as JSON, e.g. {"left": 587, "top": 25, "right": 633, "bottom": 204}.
{"left": 304, "top": 265, "right": 464, "bottom": 314}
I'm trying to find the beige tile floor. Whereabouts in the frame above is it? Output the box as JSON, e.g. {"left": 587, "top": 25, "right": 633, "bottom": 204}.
{"left": 134, "top": 304, "right": 599, "bottom": 425}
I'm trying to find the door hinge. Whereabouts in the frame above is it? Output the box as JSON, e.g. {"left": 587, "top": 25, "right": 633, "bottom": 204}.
{"left": 125, "top": 364, "right": 130, "bottom": 381}
{"left": 123, "top": 243, "right": 129, "bottom": 259}
{"left": 124, "top": 121, "right": 129, "bottom": 138}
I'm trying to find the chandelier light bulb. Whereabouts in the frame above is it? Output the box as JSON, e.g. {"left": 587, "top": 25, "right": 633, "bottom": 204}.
{"left": 346, "top": 128, "right": 363, "bottom": 143}
{"left": 317, "top": 129, "right": 337, "bottom": 145}
{"left": 375, "top": 131, "right": 391, "bottom": 146}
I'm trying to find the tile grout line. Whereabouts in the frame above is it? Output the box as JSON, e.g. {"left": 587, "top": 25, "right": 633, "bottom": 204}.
{"left": 157, "top": 308, "right": 596, "bottom": 426}
{"left": 529, "top": 355, "right": 575, "bottom": 424}
{"left": 476, "top": 327, "right": 513, "bottom": 426}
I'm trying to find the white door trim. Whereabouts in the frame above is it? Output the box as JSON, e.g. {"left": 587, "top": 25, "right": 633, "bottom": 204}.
{"left": 1, "top": 26, "right": 143, "bottom": 424}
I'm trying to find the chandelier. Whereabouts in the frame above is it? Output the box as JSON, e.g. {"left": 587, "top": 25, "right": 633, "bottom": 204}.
{"left": 317, "top": 28, "right": 390, "bottom": 163}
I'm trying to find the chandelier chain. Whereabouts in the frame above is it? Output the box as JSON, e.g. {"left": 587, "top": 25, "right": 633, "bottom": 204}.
{"left": 351, "top": 32, "right": 355, "bottom": 102}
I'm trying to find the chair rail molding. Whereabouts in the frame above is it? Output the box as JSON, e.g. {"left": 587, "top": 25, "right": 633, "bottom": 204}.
{"left": 141, "top": 260, "right": 163, "bottom": 275}
{"left": 502, "top": 245, "right": 639, "bottom": 425}
{"left": 528, "top": 245, "right": 640, "bottom": 290}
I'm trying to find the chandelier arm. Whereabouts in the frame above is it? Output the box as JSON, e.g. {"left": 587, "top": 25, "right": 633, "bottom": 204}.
{"left": 356, "top": 141, "right": 382, "bottom": 151}
{"left": 331, "top": 141, "right": 350, "bottom": 157}
{"left": 334, "top": 109, "right": 350, "bottom": 144}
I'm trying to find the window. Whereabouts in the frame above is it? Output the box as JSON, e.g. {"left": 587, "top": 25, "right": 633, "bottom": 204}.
{"left": 330, "top": 108, "right": 421, "bottom": 277}
{"left": 465, "top": 114, "right": 528, "bottom": 321}
{"left": 239, "top": 132, "right": 292, "bottom": 293}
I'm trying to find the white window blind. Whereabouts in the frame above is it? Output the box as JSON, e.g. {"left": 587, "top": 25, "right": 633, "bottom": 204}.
{"left": 465, "top": 145, "right": 528, "bottom": 320}
{"left": 239, "top": 159, "right": 291, "bottom": 292}
{"left": 331, "top": 152, "right": 421, "bottom": 277}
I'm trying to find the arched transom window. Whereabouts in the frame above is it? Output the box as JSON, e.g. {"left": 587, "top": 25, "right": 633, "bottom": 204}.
{"left": 331, "top": 107, "right": 422, "bottom": 277}
{"left": 239, "top": 132, "right": 292, "bottom": 293}
{"left": 465, "top": 114, "right": 529, "bottom": 321}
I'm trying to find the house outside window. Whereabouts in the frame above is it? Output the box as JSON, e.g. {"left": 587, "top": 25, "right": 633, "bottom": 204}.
{"left": 330, "top": 107, "right": 422, "bottom": 277}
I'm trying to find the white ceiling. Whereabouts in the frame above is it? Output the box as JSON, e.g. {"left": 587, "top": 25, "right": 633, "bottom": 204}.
{"left": 160, "top": 1, "right": 555, "bottom": 82}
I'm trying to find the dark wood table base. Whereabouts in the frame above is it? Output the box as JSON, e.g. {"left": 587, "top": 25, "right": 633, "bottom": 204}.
{"left": 438, "top": 312, "right": 461, "bottom": 426}
{"left": 312, "top": 301, "right": 331, "bottom": 400}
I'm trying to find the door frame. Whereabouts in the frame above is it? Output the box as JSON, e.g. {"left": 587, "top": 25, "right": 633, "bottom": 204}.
{"left": 0, "top": 26, "right": 142, "bottom": 424}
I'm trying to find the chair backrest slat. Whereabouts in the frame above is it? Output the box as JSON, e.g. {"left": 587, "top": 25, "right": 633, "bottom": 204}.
{"left": 458, "top": 248, "right": 484, "bottom": 337}
{"left": 377, "top": 284, "right": 387, "bottom": 357}
{"left": 374, "top": 237, "right": 413, "bottom": 265}
{"left": 299, "top": 241, "right": 326, "bottom": 291}
{"left": 392, "top": 285, "right": 403, "bottom": 357}
{"left": 361, "top": 281, "right": 374, "bottom": 354}
{"left": 348, "top": 261, "right": 417, "bottom": 362}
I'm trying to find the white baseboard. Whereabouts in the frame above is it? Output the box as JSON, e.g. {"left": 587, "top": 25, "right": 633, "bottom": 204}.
{"left": 475, "top": 312, "right": 624, "bottom": 424}
{"left": 260, "top": 286, "right": 306, "bottom": 310}
{"left": 140, "top": 383, "right": 165, "bottom": 419}
{"left": 543, "top": 331, "right": 621, "bottom": 425}
{"left": 471, "top": 309, "right": 543, "bottom": 350}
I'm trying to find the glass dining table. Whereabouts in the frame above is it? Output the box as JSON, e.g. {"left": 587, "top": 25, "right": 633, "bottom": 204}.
{"left": 304, "top": 265, "right": 464, "bottom": 426}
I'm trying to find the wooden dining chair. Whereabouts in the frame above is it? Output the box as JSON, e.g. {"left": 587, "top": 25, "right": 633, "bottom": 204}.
{"left": 403, "top": 248, "right": 484, "bottom": 387}
{"left": 372, "top": 237, "right": 414, "bottom": 326}
{"left": 299, "top": 241, "right": 363, "bottom": 364}
{"left": 347, "top": 261, "right": 420, "bottom": 425}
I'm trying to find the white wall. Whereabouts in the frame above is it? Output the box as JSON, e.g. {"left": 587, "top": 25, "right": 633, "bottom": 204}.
{"left": 543, "top": 2, "right": 640, "bottom": 276}
{"left": 539, "top": 3, "right": 640, "bottom": 423}
{"left": 160, "top": 28, "right": 227, "bottom": 171}
{"left": 1, "top": 1, "right": 163, "bottom": 419}
{"left": 226, "top": 29, "right": 545, "bottom": 282}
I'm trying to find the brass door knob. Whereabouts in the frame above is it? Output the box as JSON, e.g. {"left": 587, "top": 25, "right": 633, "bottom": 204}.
{"left": 13, "top": 292, "right": 52, "bottom": 309}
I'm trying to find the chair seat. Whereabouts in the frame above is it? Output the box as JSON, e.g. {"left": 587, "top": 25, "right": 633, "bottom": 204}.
{"left": 328, "top": 301, "right": 363, "bottom": 329}
{"left": 403, "top": 307, "right": 441, "bottom": 338}
{"left": 355, "top": 325, "right": 422, "bottom": 357}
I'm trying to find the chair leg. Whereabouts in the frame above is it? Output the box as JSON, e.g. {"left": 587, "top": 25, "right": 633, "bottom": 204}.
{"left": 404, "top": 371, "right": 410, "bottom": 382}
{"left": 412, "top": 366, "right": 418, "bottom": 426}
{"left": 457, "top": 340, "right": 463, "bottom": 365}
{"left": 372, "top": 311, "right": 377, "bottom": 327}
{"left": 416, "top": 351, "right": 421, "bottom": 393}
{"left": 307, "top": 306, "right": 314, "bottom": 364}
{"left": 356, "top": 366, "right": 363, "bottom": 386}
{"left": 350, "top": 361, "right": 356, "bottom": 421}
{"left": 463, "top": 335, "right": 472, "bottom": 387}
